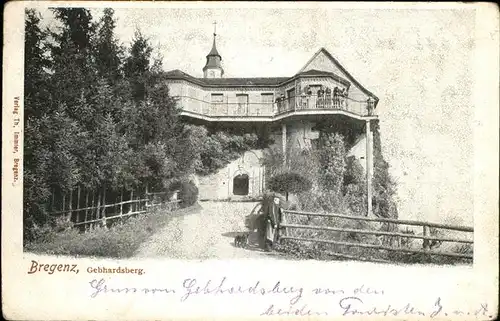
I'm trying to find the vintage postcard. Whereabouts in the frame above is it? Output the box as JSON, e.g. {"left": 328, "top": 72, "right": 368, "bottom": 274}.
{"left": 2, "top": 1, "right": 499, "bottom": 320}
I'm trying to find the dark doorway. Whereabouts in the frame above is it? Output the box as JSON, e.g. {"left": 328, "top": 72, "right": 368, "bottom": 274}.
{"left": 233, "top": 174, "right": 249, "bottom": 195}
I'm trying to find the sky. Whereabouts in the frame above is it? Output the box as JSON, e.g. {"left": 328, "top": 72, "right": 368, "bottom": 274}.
{"left": 37, "top": 4, "right": 476, "bottom": 226}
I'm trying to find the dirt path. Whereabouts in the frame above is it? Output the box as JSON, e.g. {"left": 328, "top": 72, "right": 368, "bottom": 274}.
{"left": 135, "top": 201, "right": 281, "bottom": 260}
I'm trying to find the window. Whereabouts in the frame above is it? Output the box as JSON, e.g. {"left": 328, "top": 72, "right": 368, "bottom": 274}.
{"left": 287, "top": 88, "right": 296, "bottom": 108}
{"left": 211, "top": 93, "right": 224, "bottom": 103}
{"left": 261, "top": 93, "right": 274, "bottom": 104}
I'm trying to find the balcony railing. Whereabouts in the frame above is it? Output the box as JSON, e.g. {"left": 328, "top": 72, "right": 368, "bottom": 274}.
{"left": 175, "top": 95, "right": 375, "bottom": 118}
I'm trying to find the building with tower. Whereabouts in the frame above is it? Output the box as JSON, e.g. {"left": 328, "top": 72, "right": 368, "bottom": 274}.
{"left": 164, "top": 26, "right": 379, "bottom": 215}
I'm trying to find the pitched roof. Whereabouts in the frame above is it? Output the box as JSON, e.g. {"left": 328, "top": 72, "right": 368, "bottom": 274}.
{"left": 199, "top": 77, "right": 290, "bottom": 87}
{"left": 298, "top": 48, "right": 379, "bottom": 104}
{"left": 163, "top": 48, "right": 378, "bottom": 108}
{"left": 163, "top": 70, "right": 349, "bottom": 88}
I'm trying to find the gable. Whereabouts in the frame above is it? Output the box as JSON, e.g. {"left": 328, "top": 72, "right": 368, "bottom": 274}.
{"left": 300, "top": 50, "right": 346, "bottom": 78}
{"left": 298, "top": 48, "right": 379, "bottom": 106}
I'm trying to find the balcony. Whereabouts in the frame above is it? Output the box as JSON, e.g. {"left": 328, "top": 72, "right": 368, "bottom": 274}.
{"left": 175, "top": 94, "right": 376, "bottom": 121}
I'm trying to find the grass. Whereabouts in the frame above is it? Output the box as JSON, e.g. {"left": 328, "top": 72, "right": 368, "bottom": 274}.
{"left": 274, "top": 238, "right": 473, "bottom": 265}
{"left": 24, "top": 203, "right": 202, "bottom": 259}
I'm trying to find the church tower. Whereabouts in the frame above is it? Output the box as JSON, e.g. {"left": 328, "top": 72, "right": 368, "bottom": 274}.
{"left": 203, "top": 22, "right": 224, "bottom": 78}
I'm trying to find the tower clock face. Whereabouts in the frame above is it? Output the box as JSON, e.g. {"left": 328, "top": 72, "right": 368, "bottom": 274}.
{"left": 209, "top": 70, "right": 215, "bottom": 77}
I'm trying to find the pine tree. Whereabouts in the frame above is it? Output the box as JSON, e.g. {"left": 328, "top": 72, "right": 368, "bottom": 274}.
{"left": 124, "top": 29, "right": 152, "bottom": 102}
{"left": 24, "top": 9, "right": 53, "bottom": 235}
{"left": 24, "top": 9, "right": 51, "bottom": 120}
{"left": 48, "top": 8, "right": 97, "bottom": 115}
{"left": 95, "top": 8, "right": 124, "bottom": 84}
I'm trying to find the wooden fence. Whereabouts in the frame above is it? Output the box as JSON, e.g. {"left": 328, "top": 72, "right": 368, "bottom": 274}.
{"left": 277, "top": 209, "right": 473, "bottom": 262}
{"left": 47, "top": 186, "right": 180, "bottom": 230}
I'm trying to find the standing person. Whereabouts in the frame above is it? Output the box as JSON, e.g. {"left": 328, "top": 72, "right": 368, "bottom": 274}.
{"left": 367, "top": 97, "right": 374, "bottom": 115}
{"left": 265, "top": 196, "right": 282, "bottom": 251}
{"left": 325, "top": 87, "right": 332, "bottom": 108}
{"left": 333, "top": 87, "right": 340, "bottom": 106}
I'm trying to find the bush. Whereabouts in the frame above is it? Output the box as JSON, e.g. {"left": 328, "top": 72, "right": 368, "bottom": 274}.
{"left": 178, "top": 181, "right": 198, "bottom": 208}
{"left": 268, "top": 172, "right": 312, "bottom": 201}
{"left": 24, "top": 204, "right": 198, "bottom": 258}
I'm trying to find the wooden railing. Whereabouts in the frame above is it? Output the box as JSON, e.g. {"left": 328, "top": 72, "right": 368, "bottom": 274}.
{"left": 47, "top": 187, "right": 180, "bottom": 230}
{"left": 276, "top": 95, "right": 374, "bottom": 116}
{"left": 277, "top": 209, "right": 473, "bottom": 261}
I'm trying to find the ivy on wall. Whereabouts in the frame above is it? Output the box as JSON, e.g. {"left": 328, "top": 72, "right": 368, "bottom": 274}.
{"left": 372, "top": 120, "right": 398, "bottom": 219}
{"left": 261, "top": 120, "right": 398, "bottom": 219}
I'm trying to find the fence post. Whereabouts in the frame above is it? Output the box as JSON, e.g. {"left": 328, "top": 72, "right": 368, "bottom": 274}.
{"left": 94, "top": 190, "right": 101, "bottom": 230}
{"left": 120, "top": 190, "right": 123, "bottom": 217}
{"left": 279, "top": 207, "right": 286, "bottom": 239}
{"left": 84, "top": 190, "right": 89, "bottom": 225}
{"left": 76, "top": 186, "right": 81, "bottom": 224}
{"left": 115, "top": 193, "right": 119, "bottom": 218}
{"left": 129, "top": 189, "right": 134, "bottom": 213}
{"left": 62, "top": 193, "right": 66, "bottom": 216}
{"left": 422, "top": 225, "right": 429, "bottom": 251}
{"left": 101, "top": 185, "right": 107, "bottom": 228}
{"left": 90, "top": 190, "right": 95, "bottom": 231}
{"left": 68, "top": 189, "right": 73, "bottom": 221}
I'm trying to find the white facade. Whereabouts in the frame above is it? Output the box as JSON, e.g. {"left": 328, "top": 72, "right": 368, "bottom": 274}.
{"left": 165, "top": 47, "right": 378, "bottom": 201}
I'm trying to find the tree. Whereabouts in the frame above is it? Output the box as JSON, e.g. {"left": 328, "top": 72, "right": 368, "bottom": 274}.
{"left": 95, "top": 8, "right": 124, "bottom": 84}
{"left": 268, "top": 172, "right": 312, "bottom": 201}
{"left": 192, "top": 129, "right": 260, "bottom": 176}
{"left": 178, "top": 181, "right": 199, "bottom": 208}
{"left": 261, "top": 144, "right": 285, "bottom": 181}
{"left": 23, "top": 9, "right": 190, "bottom": 241}
{"left": 342, "top": 156, "right": 367, "bottom": 216}
{"left": 124, "top": 29, "right": 152, "bottom": 102}
{"left": 48, "top": 8, "right": 98, "bottom": 117}
{"left": 372, "top": 121, "right": 398, "bottom": 218}
{"left": 24, "top": 9, "right": 55, "bottom": 236}
{"left": 24, "top": 9, "right": 51, "bottom": 120}
{"left": 317, "top": 132, "right": 346, "bottom": 196}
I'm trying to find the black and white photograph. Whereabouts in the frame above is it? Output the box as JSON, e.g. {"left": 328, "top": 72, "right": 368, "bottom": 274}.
{"left": 2, "top": 1, "right": 498, "bottom": 320}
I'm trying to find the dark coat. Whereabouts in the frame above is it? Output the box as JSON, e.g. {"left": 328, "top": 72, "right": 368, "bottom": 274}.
{"left": 265, "top": 199, "right": 281, "bottom": 244}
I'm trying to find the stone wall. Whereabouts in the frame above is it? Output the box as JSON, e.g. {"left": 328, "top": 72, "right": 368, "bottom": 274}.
{"left": 196, "top": 150, "right": 265, "bottom": 200}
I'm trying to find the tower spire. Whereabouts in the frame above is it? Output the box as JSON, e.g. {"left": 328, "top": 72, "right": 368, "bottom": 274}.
{"left": 208, "top": 21, "right": 219, "bottom": 56}
{"left": 203, "top": 21, "right": 224, "bottom": 78}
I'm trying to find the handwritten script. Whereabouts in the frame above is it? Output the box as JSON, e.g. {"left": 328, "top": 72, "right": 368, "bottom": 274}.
{"left": 88, "top": 277, "right": 493, "bottom": 318}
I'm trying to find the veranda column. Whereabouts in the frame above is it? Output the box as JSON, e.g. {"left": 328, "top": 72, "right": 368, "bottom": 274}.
{"left": 282, "top": 123, "right": 287, "bottom": 163}
{"left": 366, "top": 119, "right": 374, "bottom": 217}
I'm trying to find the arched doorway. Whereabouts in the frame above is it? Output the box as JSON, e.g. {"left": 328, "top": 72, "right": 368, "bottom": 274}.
{"left": 233, "top": 174, "right": 249, "bottom": 196}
